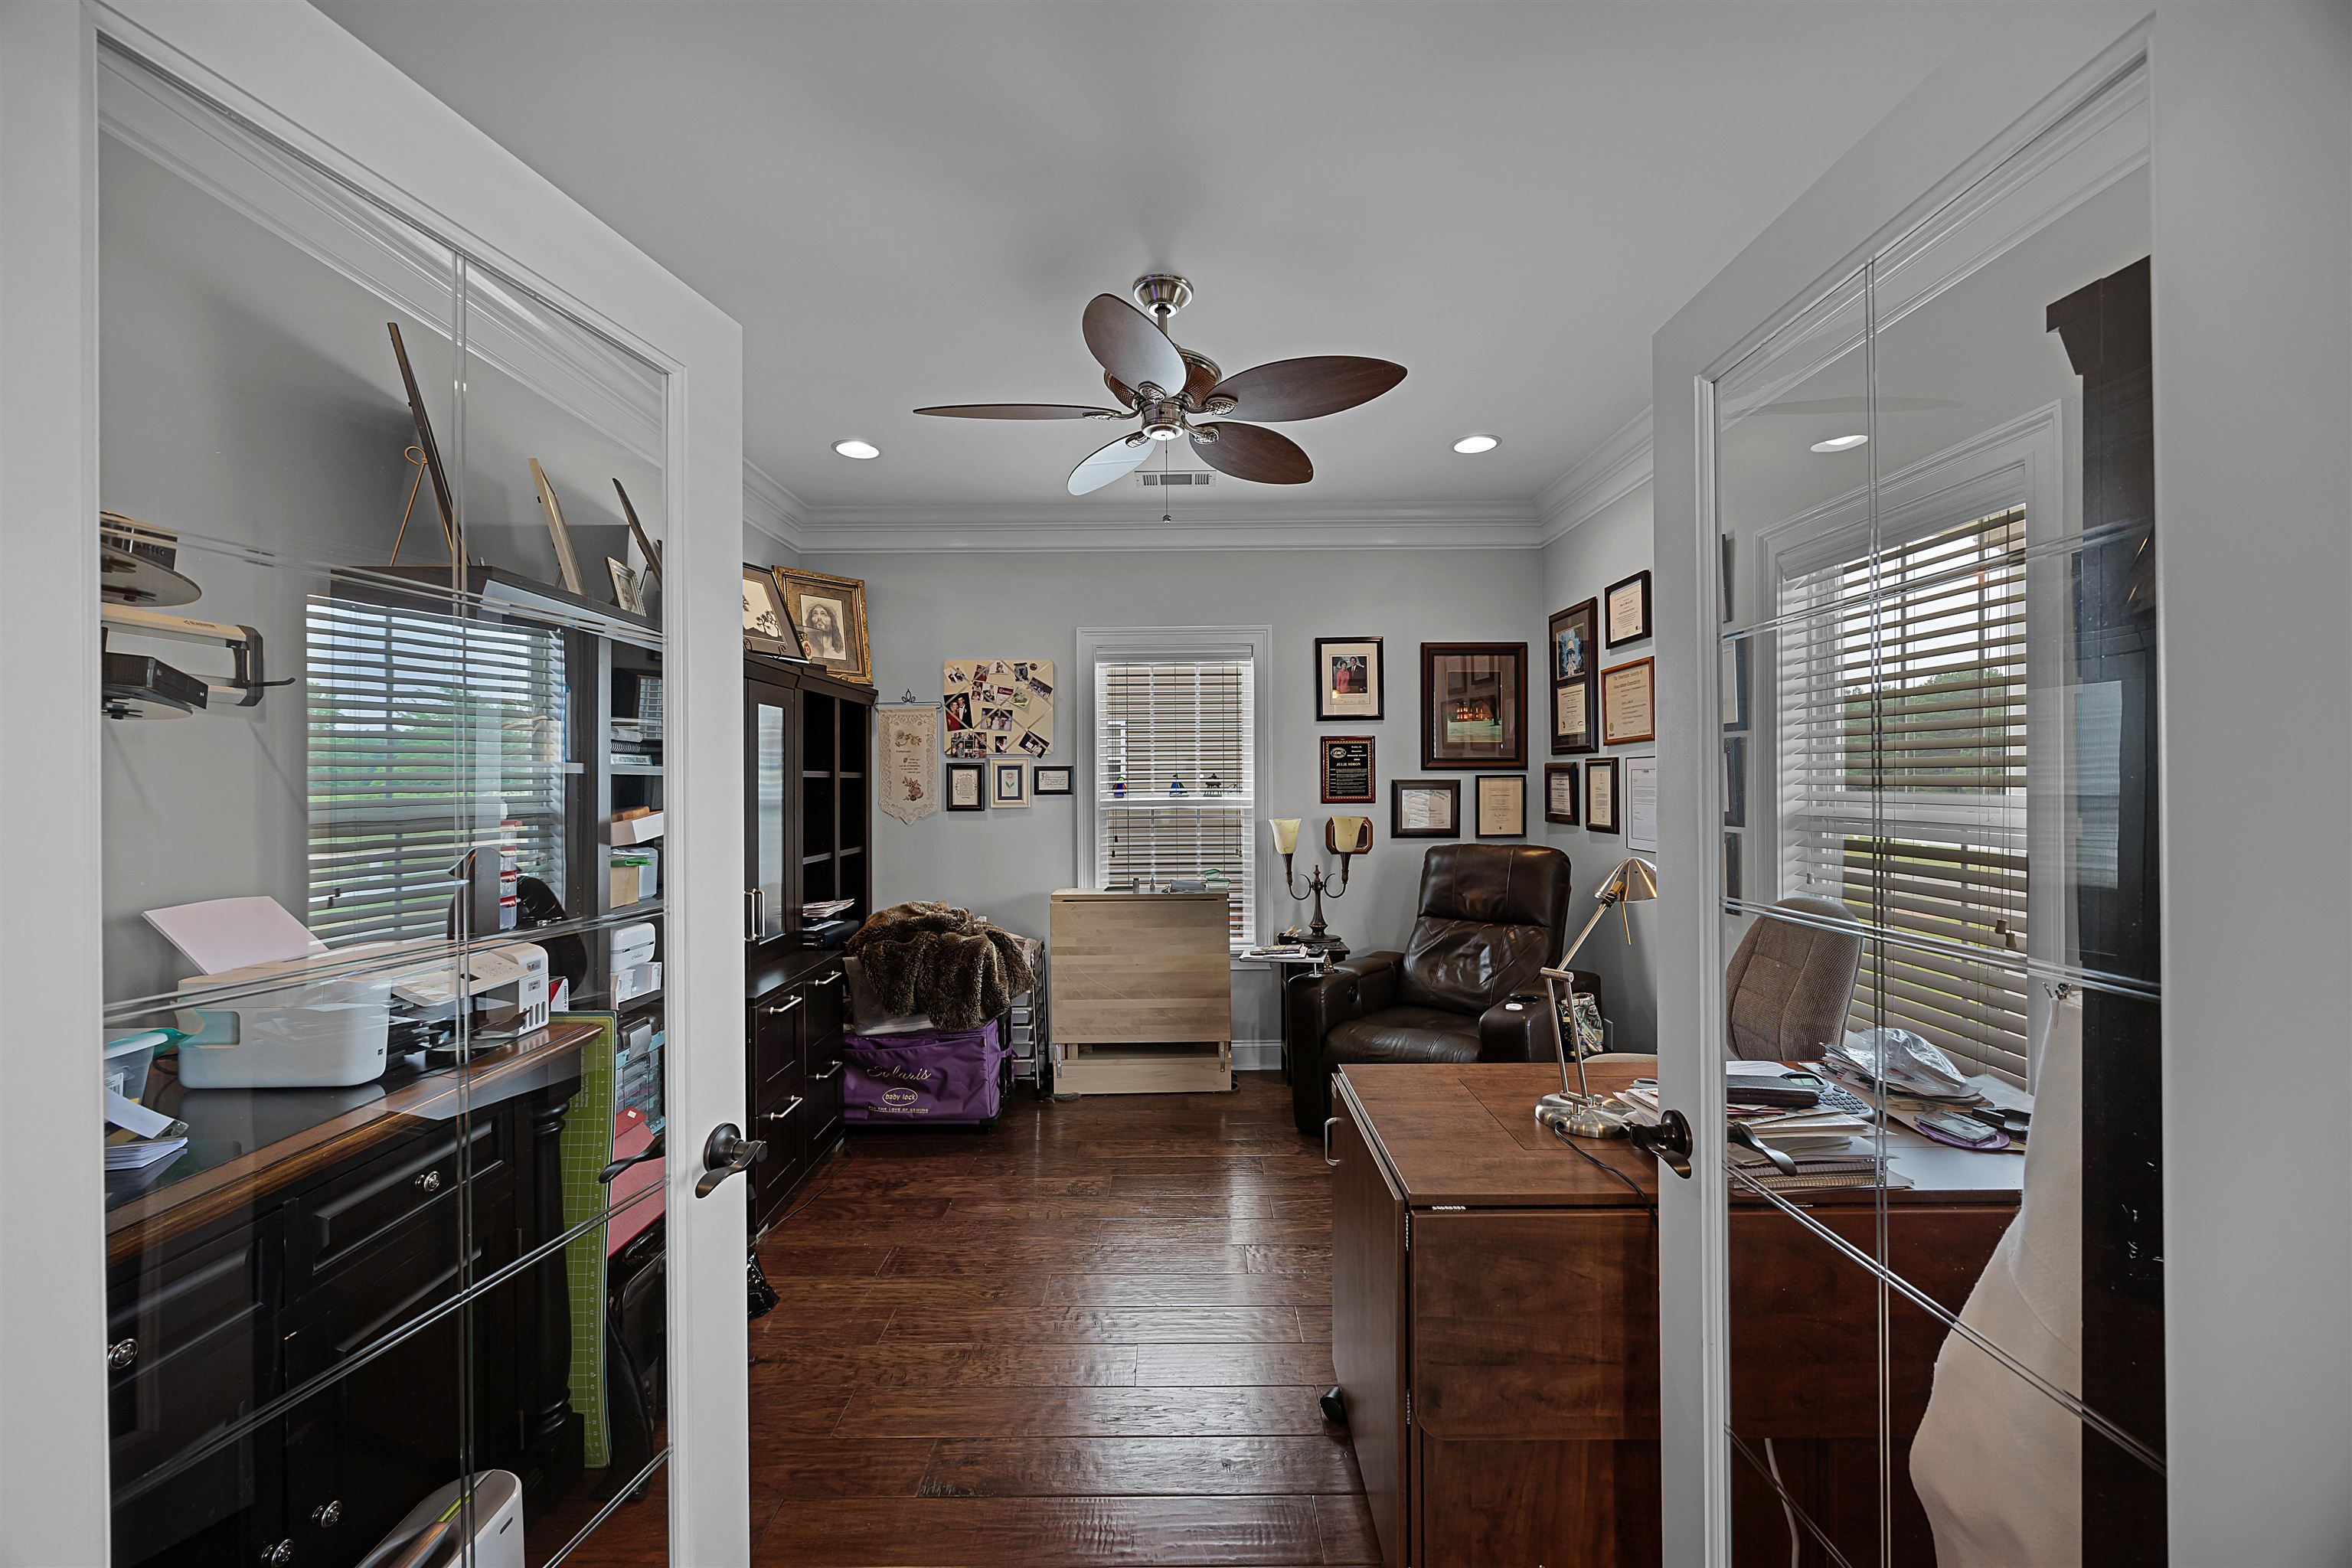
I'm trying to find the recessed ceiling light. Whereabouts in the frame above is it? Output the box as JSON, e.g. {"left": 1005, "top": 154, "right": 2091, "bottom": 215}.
{"left": 832, "top": 439, "right": 880, "bottom": 460}
{"left": 1452, "top": 434, "right": 1500, "bottom": 454}
{"left": 1809, "top": 433, "right": 1868, "bottom": 453}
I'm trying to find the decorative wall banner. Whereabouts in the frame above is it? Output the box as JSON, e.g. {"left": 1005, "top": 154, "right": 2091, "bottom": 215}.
{"left": 877, "top": 704, "right": 940, "bottom": 823}
{"left": 944, "top": 658, "right": 1054, "bottom": 759}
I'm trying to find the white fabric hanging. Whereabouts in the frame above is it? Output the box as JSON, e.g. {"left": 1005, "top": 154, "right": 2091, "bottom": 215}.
{"left": 1910, "top": 987, "right": 2083, "bottom": 1564}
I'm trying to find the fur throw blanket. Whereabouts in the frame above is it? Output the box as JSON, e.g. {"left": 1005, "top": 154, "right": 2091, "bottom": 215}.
{"left": 845, "top": 902, "right": 1037, "bottom": 1031}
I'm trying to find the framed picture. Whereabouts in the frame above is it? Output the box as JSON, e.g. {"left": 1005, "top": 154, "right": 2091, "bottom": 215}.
{"left": 1319, "top": 735, "right": 1376, "bottom": 804}
{"left": 1604, "top": 570, "right": 1653, "bottom": 647}
{"left": 528, "top": 458, "right": 586, "bottom": 594}
{"left": 384, "top": 322, "right": 460, "bottom": 563}
{"left": 1724, "top": 830, "right": 1745, "bottom": 906}
{"left": 1315, "top": 636, "right": 1385, "bottom": 721}
{"left": 1720, "top": 534, "right": 1736, "bottom": 625}
{"left": 606, "top": 557, "right": 645, "bottom": 615}
{"left": 945, "top": 763, "right": 985, "bottom": 812}
{"left": 742, "top": 564, "right": 805, "bottom": 658}
{"left": 1721, "top": 637, "right": 1750, "bottom": 731}
{"left": 1420, "top": 642, "right": 1528, "bottom": 769}
{"left": 775, "top": 567, "right": 871, "bottom": 684}
{"left": 1723, "top": 734, "right": 1748, "bottom": 828}
{"left": 1600, "top": 656, "right": 1656, "bottom": 746}
{"left": 1586, "top": 756, "right": 1621, "bottom": 835}
{"left": 1392, "top": 779, "right": 1460, "bottom": 839}
{"left": 1625, "top": 754, "right": 1658, "bottom": 853}
{"left": 1544, "top": 763, "right": 1580, "bottom": 825}
{"left": 991, "top": 757, "right": 1029, "bottom": 808}
{"left": 1550, "top": 599, "right": 1599, "bottom": 756}
{"left": 1033, "top": 765, "right": 1074, "bottom": 796}
{"left": 1475, "top": 774, "right": 1527, "bottom": 839}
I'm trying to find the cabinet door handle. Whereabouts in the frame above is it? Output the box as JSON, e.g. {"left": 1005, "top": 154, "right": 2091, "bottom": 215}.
{"left": 761, "top": 994, "right": 805, "bottom": 1019}
{"left": 259, "top": 1542, "right": 293, "bottom": 1566}
{"left": 106, "top": 1338, "right": 138, "bottom": 1371}
{"left": 761, "top": 1096, "right": 805, "bottom": 1125}
{"left": 412, "top": 1169, "right": 443, "bottom": 1194}
{"left": 812, "top": 1062, "right": 844, "bottom": 1082}
{"left": 1323, "top": 1117, "right": 1341, "bottom": 1168}
{"left": 311, "top": 1500, "right": 344, "bottom": 1529}
{"left": 817, "top": 970, "right": 844, "bottom": 988}
{"left": 745, "top": 889, "right": 757, "bottom": 942}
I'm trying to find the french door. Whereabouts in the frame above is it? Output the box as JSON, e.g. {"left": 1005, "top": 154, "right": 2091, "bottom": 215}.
{"left": 1657, "top": 35, "right": 2164, "bottom": 1566}
{"left": 0, "top": 5, "right": 750, "bottom": 1564}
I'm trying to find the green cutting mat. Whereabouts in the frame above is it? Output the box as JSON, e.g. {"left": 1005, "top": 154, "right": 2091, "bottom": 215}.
{"left": 556, "top": 1011, "right": 618, "bottom": 1469}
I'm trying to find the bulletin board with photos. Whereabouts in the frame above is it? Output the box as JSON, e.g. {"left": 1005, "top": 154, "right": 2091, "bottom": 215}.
{"left": 944, "top": 658, "right": 1055, "bottom": 760}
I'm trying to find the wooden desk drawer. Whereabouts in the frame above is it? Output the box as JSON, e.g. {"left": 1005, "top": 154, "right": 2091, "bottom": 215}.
{"left": 107, "top": 1222, "right": 279, "bottom": 1515}
{"left": 291, "top": 1116, "right": 504, "bottom": 1286}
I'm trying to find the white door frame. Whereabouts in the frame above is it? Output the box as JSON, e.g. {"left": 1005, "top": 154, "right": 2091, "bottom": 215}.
{"left": 1647, "top": 15, "right": 2153, "bottom": 1563}
{"left": 0, "top": 5, "right": 747, "bottom": 1563}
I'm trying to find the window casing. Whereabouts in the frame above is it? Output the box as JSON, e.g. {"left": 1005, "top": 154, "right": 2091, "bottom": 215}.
{"left": 1077, "top": 627, "right": 1270, "bottom": 952}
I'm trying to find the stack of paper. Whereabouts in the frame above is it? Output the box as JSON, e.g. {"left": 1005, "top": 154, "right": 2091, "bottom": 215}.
{"left": 104, "top": 1087, "right": 188, "bottom": 1171}
{"left": 1741, "top": 1109, "right": 1874, "bottom": 1153}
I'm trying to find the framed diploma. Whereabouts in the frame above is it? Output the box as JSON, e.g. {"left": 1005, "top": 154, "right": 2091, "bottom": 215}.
{"left": 1320, "top": 735, "right": 1376, "bottom": 804}
{"left": 1421, "top": 642, "right": 1528, "bottom": 769}
{"left": 1625, "top": 754, "right": 1658, "bottom": 852}
{"left": 1722, "top": 637, "right": 1750, "bottom": 730}
{"left": 1723, "top": 734, "right": 1747, "bottom": 827}
{"left": 1550, "top": 599, "right": 1599, "bottom": 756}
{"left": 1601, "top": 656, "right": 1655, "bottom": 746}
{"left": 1474, "top": 774, "right": 1527, "bottom": 839}
{"left": 1585, "top": 756, "right": 1621, "bottom": 834}
{"left": 1391, "top": 779, "right": 1460, "bottom": 839}
{"left": 1315, "top": 636, "right": 1385, "bottom": 720}
{"left": 1544, "top": 763, "right": 1579, "bottom": 825}
{"left": 1604, "top": 570, "right": 1653, "bottom": 647}
{"left": 945, "top": 762, "right": 986, "bottom": 812}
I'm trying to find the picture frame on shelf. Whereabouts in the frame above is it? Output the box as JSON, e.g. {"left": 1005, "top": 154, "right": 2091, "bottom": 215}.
{"left": 991, "top": 757, "right": 1030, "bottom": 808}
{"left": 606, "top": 557, "right": 645, "bottom": 616}
{"left": 1033, "top": 765, "right": 1074, "bottom": 796}
{"left": 1550, "top": 599, "right": 1600, "bottom": 756}
{"left": 1544, "top": 763, "right": 1579, "bottom": 825}
{"left": 1601, "top": 655, "right": 1656, "bottom": 746}
{"left": 1723, "top": 734, "right": 1748, "bottom": 828}
{"left": 775, "top": 566, "right": 872, "bottom": 684}
{"left": 945, "top": 763, "right": 985, "bottom": 812}
{"left": 384, "top": 322, "right": 460, "bottom": 563}
{"left": 1474, "top": 774, "right": 1527, "bottom": 839}
{"left": 1319, "top": 735, "right": 1376, "bottom": 804}
{"left": 1314, "top": 636, "right": 1385, "bottom": 721}
{"left": 743, "top": 564, "right": 805, "bottom": 658}
{"left": 1604, "top": 569, "right": 1653, "bottom": 647}
{"left": 1722, "top": 637, "right": 1750, "bottom": 730}
{"left": 1586, "top": 756, "right": 1621, "bottom": 834}
{"left": 1724, "top": 829, "right": 1745, "bottom": 906}
{"left": 1420, "top": 642, "right": 1528, "bottom": 769}
{"left": 528, "top": 458, "right": 586, "bottom": 595}
{"left": 614, "top": 478, "right": 663, "bottom": 583}
{"left": 1391, "top": 779, "right": 1460, "bottom": 839}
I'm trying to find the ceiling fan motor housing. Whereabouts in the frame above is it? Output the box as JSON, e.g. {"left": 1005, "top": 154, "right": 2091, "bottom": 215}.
{"left": 1130, "top": 273, "right": 1194, "bottom": 319}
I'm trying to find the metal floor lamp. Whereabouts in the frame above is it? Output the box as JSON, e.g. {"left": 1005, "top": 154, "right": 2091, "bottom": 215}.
{"left": 1534, "top": 855, "right": 1658, "bottom": 1140}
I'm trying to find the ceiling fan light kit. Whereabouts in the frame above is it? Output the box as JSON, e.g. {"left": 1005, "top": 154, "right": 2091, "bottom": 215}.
{"left": 913, "top": 274, "right": 1406, "bottom": 495}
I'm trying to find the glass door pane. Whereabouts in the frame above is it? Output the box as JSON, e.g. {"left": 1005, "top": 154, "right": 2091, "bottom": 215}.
{"left": 753, "top": 693, "right": 788, "bottom": 945}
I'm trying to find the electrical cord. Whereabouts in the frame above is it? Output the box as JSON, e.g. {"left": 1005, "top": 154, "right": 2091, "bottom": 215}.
{"left": 1545, "top": 1119, "right": 1658, "bottom": 1229}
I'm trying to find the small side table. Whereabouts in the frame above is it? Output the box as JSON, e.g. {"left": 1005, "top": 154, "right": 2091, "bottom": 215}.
{"left": 1236, "top": 945, "right": 1343, "bottom": 1083}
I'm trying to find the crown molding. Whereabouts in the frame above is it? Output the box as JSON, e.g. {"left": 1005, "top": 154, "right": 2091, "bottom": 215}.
{"left": 741, "top": 460, "right": 808, "bottom": 554}
{"left": 1537, "top": 406, "right": 1654, "bottom": 545}
{"left": 787, "top": 501, "right": 1544, "bottom": 555}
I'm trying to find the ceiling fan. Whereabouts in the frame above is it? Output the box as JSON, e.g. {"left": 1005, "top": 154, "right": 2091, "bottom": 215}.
{"left": 914, "top": 274, "right": 1406, "bottom": 495}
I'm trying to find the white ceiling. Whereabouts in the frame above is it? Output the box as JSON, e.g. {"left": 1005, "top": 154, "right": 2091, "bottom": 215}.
{"left": 319, "top": 1, "right": 1998, "bottom": 533}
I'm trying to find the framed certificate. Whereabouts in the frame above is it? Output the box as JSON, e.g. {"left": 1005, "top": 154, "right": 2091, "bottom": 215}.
{"left": 1601, "top": 656, "right": 1656, "bottom": 746}
{"left": 945, "top": 762, "right": 985, "bottom": 812}
{"left": 1544, "top": 763, "right": 1579, "bottom": 825}
{"left": 1474, "top": 774, "right": 1527, "bottom": 839}
{"left": 1315, "top": 636, "right": 1385, "bottom": 720}
{"left": 1585, "top": 756, "right": 1621, "bottom": 834}
{"left": 1604, "top": 570, "right": 1653, "bottom": 647}
{"left": 1320, "top": 735, "right": 1376, "bottom": 804}
{"left": 1550, "top": 599, "right": 1599, "bottom": 755}
{"left": 1392, "top": 779, "right": 1461, "bottom": 839}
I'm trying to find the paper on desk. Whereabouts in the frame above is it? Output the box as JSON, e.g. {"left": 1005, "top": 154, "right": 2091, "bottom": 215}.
{"left": 144, "top": 896, "right": 325, "bottom": 975}
{"left": 106, "top": 1087, "right": 183, "bottom": 1139}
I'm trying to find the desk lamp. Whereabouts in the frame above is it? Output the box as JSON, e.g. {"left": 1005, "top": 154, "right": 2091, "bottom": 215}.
{"left": 1534, "top": 855, "right": 1658, "bottom": 1139}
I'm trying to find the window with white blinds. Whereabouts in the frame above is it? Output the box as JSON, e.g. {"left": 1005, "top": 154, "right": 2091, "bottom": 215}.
{"left": 1090, "top": 653, "right": 1257, "bottom": 950}
{"left": 1777, "top": 506, "right": 2030, "bottom": 1080}
{"left": 305, "top": 596, "right": 568, "bottom": 946}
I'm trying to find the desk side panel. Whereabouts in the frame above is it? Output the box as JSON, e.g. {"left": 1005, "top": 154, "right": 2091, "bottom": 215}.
{"left": 1330, "top": 1095, "right": 1407, "bottom": 1568}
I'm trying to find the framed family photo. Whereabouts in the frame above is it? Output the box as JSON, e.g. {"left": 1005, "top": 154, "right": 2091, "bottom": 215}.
{"left": 743, "top": 564, "right": 805, "bottom": 658}
{"left": 1314, "top": 636, "right": 1384, "bottom": 721}
{"left": 1391, "top": 779, "right": 1460, "bottom": 839}
{"left": 774, "top": 567, "right": 871, "bottom": 684}
{"left": 1420, "top": 642, "right": 1527, "bottom": 769}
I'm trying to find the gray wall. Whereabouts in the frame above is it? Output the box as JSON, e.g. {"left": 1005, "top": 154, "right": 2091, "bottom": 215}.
{"left": 1538, "top": 480, "right": 1659, "bottom": 1052}
{"left": 799, "top": 544, "right": 1545, "bottom": 1045}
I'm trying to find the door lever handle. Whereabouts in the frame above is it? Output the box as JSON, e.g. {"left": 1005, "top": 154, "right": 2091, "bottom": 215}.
{"left": 1726, "top": 1119, "right": 1798, "bottom": 1178}
{"left": 1628, "top": 1108, "right": 1694, "bottom": 1179}
{"left": 694, "top": 1122, "right": 767, "bottom": 1198}
{"left": 596, "top": 1131, "right": 665, "bottom": 1185}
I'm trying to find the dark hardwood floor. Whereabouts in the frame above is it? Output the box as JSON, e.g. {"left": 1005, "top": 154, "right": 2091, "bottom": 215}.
{"left": 546, "top": 1070, "right": 1367, "bottom": 1566}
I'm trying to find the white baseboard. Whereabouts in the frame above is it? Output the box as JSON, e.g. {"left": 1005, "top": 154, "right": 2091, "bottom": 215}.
{"left": 1233, "top": 1039, "right": 1283, "bottom": 1073}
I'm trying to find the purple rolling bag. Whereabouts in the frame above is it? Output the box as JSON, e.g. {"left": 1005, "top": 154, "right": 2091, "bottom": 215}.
{"left": 841, "top": 1020, "right": 1006, "bottom": 1125}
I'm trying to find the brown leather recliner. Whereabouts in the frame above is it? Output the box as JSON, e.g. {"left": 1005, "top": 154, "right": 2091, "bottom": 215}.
{"left": 1290, "top": 843, "right": 1573, "bottom": 1135}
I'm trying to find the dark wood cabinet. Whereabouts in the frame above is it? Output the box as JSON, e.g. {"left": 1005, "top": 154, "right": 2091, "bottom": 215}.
{"left": 742, "top": 656, "right": 871, "bottom": 1234}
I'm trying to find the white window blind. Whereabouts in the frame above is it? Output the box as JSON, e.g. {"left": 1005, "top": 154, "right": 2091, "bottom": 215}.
{"left": 305, "top": 596, "right": 567, "bottom": 946}
{"left": 1092, "top": 655, "right": 1256, "bottom": 949}
{"left": 1777, "top": 507, "right": 2030, "bottom": 1080}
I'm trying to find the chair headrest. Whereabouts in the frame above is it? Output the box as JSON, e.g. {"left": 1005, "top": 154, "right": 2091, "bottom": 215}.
{"left": 1416, "top": 842, "right": 1570, "bottom": 928}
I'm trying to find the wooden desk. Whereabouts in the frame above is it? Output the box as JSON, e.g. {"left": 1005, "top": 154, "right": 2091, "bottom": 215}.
{"left": 1331, "top": 1061, "right": 2020, "bottom": 1567}
{"left": 1048, "top": 890, "right": 1233, "bottom": 1094}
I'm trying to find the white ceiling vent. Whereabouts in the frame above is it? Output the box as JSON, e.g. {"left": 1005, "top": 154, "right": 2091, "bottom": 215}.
{"left": 1138, "top": 471, "right": 1214, "bottom": 487}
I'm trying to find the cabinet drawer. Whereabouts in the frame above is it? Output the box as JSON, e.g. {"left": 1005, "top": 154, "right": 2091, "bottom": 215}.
{"left": 802, "top": 962, "right": 846, "bottom": 1044}
{"left": 291, "top": 1116, "right": 505, "bottom": 1287}
{"left": 805, "top": 1048, "right": 846, "bottom": 1156}
{"left": 751, "top": 986, "right": 807, "bottom": 1102}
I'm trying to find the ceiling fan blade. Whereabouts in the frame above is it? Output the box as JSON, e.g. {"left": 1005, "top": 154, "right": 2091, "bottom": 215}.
{"left": 1191, "top": 422, "right": 1313, "bottom": 485}
{"left": 1067, "top": 432, "right": 1156, "bottom": 495}
{"left": 1082, "top": 294, "right": 1187, "bottom": 399}
{"left": 914, "top": 403, "right": 1127, "bottom": 420}
{"left": 1207, "top": 356, "right": 1407, "bottom": 421}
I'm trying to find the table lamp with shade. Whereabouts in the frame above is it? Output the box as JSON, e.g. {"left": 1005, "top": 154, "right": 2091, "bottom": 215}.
{"left": 1534, "top": 854, "right": 1658, "bottom": 1139}
{"left": 1270, "top": 815, "right": 1367, "bottom": 952}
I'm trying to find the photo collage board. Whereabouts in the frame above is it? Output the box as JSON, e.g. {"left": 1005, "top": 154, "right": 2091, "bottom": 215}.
{"left": 943, "top": 658, "right": 1054, "bottom": 761}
